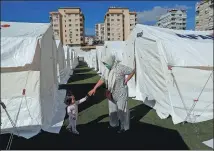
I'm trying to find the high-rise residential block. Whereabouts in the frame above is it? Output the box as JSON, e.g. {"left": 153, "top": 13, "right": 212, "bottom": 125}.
{"left": 195, "top": 0, "right": 214, "bottom": 31}
{"left": 104, "top": 7, "right": 137, "bottom": 41}
{"left": 49, "top": 12, "right": 60, "bottom": 40}
{"left": 157, "top": 9, "right": 187, "bottom": 30}
{"left": 49, "top": 7, "right": 85, "bottom": 46}
{"left": 95, "top": 23, "right": 104, "bottom": 42}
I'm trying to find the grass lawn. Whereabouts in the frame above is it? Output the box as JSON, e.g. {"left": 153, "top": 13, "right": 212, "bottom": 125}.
{"left": 0, "top": 61, "right": 213, "bottom": 150}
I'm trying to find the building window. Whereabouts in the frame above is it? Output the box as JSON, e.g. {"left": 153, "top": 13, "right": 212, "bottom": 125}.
{"left": 65, "top": 35, "right": 67, "bottom": 37}
{"left": 111, "top": 19, "right": 114, "bottom": 21}
{"left": 117, "top": 14, "right": 120, "bottom": 16}
{"left": 65, "top": 25, "right": 66, "bottom": 27}
{"left": 75, "top": 24, "right": 78, "bottom": 27}
{"left": 117, "top": 19, "right": 120, "bottom": 21}
{"left": 76, "top": 34, "right": 78, "bottom": 36}
{"left": 64, "top": 15, "right": 66, "bottom": 17}
{"left": 69, "top": 19, "right": 71, "bottom": 22}
{"left": 76, "top": 29, "right": 78, "bottom": 31}
{"left": 76, "top": 39, "right": 78, "bottom": 41}
{"left": 65, "top": 30, "right": 67, "bottom": 32}
{"left": 75, "top": 19, "right": 78, "bottom": 21}
{"left": 108, "top": 33, "right": 110, "bottom": 36}
{"left": 69, "top": 24, "right": 71, "bottom": 27}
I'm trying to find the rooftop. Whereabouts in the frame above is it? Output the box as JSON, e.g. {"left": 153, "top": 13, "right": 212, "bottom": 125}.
{"left": 59, "top": 7, "right": 81, "bottom": 10}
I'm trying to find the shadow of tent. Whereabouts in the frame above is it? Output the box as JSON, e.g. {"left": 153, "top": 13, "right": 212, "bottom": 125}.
{"left": 58, "top": 83, "right": 107, "bottom": 121}
{"left": 67, "top": 73, "right": 97, "bottom": 83}
{"left": 1, "top": 103, "right": 189, "bottom": 150}
{"left": 74, "top": 68, "right": 93, "bottom": 74}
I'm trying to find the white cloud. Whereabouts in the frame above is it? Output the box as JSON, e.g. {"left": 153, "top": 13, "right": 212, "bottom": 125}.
{"left": 137, "top": 5, "right": 192, "bottom": 24}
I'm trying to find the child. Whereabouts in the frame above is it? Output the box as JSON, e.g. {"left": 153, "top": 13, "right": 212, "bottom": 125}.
{"left": 65, "top": 91, "right": 89, "bottom": 135}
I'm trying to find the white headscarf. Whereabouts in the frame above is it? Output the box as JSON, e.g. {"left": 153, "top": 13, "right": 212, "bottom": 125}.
{"left": 102, "top": 55, "right": 118, "bottom": 93}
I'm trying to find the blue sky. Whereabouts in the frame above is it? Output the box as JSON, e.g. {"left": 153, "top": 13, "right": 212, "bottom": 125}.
{"left": 1, "top": 1, "right": 198, "bottom": 35}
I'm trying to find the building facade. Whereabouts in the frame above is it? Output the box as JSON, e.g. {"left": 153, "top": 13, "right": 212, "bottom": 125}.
{"left": 157, "top": 9, "right": 187, "bottom": 30}
{"left": 49, "top": 7, "right": 85, "bottom": 45}
{"left": 85, "top": 36, "right": 94, "bottom": 45}
{"left": 195, "top": 0, "right": 214, "bottom": 31}
{"left": 95, "top": 23, "right": 104, "bottom": 42}
{"left": 104, "top": 7, "right": 137, "bottom": 41}
{"left": 49, "top": 12, "right": 61, "bottom": 40}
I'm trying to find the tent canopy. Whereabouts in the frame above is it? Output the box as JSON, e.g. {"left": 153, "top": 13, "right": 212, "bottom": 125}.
{"left": 1, "top": 21, "right": 50, "bottom": 68}
{"left": 126, "top": 24, "right": 213, "bottom": 124}
{"left": 1, "top": 21, "right": 66, "bottom": 139}
{"left": 129, "top": 24, "right": 213, "bottom": 67}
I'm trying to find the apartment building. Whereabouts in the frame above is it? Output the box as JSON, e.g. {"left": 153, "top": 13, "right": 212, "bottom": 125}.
{"left": 195, "top": 0, "right": 214, "bottom": 31}
{"left": 49, "top": 12, "right": 60, "bottom": 40}
{"left": 104, "top": 7, "right": 137, "bottom": 41}
{"left": 85, "top": 36, "right": 94, "bottom": 45}
{"left": 157, "top": 9, "right": 187, "bottom": 30}
{"left": 95, "top": 23, "right": 104, "bottom": 42}
{"left": 49, "top": 7, "right": 85, "bottom": 45}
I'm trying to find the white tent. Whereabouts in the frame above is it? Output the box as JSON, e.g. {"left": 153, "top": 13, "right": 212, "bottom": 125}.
{"left": 89, "top": 24, "right": 213, "bottom": 124}
{"left": 68, "top": 47, "right": 79, "bottom": 69}
{"left": 104, "top": 41, "right": 126, "bottom": 62}
{"left": 203, "top": 138, "right": 214, "bottom": 149}
{"left": 1, "top": 21, "right": 66, "bottom": 139}
{"left": 123, "top": 24, "right": 213, "bottom": 124}
{"left": 95, "top": 46, "right": 105, "bottom": 74}
{"left": 55, "top": 40, "right": 70, "bottom": 84}
{"left": 63, "top": 45, "right": 73, "bottom": 77}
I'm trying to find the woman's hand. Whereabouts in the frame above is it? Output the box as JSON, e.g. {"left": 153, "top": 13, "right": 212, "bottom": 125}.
{"left": 124, "top": 78, "right": 129, "bottom": 85}
{"left": 124, "top": 69, "right": 136, "bottom": 85}
{"left": 88, "top": 88, "right": 96, "bottom": 96}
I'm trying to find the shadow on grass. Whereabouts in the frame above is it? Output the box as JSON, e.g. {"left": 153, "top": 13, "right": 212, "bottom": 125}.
{"left": 67, "top": 74, "right": 97, "bottom": 83}
{"left": 74, "top": 68, "right": 93, "bottom": 74}
{"left": 59, "top": 83, "right": 106, "bottom": 114}
{"left": 0, "top": 61, "right": 189, "bottom": 150}
{"left": 0, "top": 103, "right": 189, "bottom": 150}
{"left": 75, "top": 61, "right": 88, "bottom": 68}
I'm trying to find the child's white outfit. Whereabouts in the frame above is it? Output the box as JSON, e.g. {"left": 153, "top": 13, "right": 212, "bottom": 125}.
{"left": 66, "top": 96, "right": 88, "bottom": 134}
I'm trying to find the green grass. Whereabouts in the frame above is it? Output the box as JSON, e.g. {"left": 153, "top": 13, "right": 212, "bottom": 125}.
{"left": 1, "top": 61, "right": 213, "bottom": 150}
{"left": 68, "top": 62, "right": 213, "bottom": 150}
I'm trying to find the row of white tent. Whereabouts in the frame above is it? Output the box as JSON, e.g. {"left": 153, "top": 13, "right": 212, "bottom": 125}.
{"left": 1, "top": 21, "right": 79, "bottom": 139}
{"left": 73, "top": 24, "right": 213, "bottom": 125}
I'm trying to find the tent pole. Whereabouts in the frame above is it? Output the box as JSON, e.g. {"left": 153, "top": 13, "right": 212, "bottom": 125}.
{"left": 0, "top": 101, "right": 20, "bottom": 135}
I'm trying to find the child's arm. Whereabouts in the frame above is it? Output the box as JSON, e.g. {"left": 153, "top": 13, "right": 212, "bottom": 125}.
{"left": 77, "top": 95, "right": 89, "bottom": 104}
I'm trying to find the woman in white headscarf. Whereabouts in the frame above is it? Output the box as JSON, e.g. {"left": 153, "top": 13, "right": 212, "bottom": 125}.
{"left": 88, "top": 55, "right": 136, "bottom": 133}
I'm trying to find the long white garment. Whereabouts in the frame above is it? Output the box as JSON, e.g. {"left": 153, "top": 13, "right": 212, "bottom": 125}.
{"left": 108, "top": 98, "right": 130, "bottom": 131}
